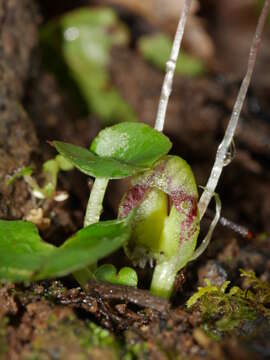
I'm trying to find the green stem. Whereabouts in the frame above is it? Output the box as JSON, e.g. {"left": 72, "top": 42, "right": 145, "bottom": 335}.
{"left": 84, "top": 177, "right": 109, "bottom": 227}
{"left": 150, "top": 259, "right": 178, "bottom": 299}
{"left": 74, "top": 177, "right": 109, "bottom": 287}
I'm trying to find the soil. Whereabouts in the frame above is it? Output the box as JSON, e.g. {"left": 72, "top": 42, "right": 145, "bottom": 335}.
{"left": 1, "top": 1, "right": 270, "bottom": 359}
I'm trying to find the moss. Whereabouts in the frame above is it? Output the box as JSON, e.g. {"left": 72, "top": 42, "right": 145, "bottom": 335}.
{"left": 240, "top": 269, "right": 270, "bottom": 313}
{"left": 24, "top": 312, "right": 120, "bottom": 359}
{"left": 27, "top": 313, "right": 151, "bottom": 359}
{"left": 10, "top": 283, "right": 150, "bottom": 359}
{"left": 85, "top": 322, "right": 119, "bottom": 350}
{"left": 123, "top": 331, "right": 148, "bottom": 359}
{"left": 187, "top": 270, "right": 270, "bottom": 340}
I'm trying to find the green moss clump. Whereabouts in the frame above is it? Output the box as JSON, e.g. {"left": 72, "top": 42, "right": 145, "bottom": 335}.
{"left": 85, "top": 322, "right": 118, "bottom": 349}
{"left": 123, "top": 331, "right": 148, "bottom": 360}
{"left": 187, "top": 270, "right": 270, "bottom": 340}
{"left": 24, "top": 311, "right": 120, "bottom": 360}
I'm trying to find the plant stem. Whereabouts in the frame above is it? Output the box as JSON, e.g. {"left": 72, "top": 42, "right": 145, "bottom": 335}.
{"left": 154, "top": 0, "right": 193, "bottom": 132}
{"left": 150, "top": 259, "right": 177, "bottom": 299}
{"left": 84, "top": 177, "right": 109, "bottom": 227}
{"left": 74, "top": 177, "right": 109, "bottom": 287}
{"left": 198, "top": 0, "right": 269, "bottom": 220}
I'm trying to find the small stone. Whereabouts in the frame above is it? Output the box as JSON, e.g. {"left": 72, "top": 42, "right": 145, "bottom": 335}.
{"left": 198, "top": 260, "right": 228, "bottom": 286}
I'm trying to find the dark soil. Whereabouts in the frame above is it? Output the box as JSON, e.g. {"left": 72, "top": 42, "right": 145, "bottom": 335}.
{"left": 1, "top": 1, "right": 270, "bottom": 359}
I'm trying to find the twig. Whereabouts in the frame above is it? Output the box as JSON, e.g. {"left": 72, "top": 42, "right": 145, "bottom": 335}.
{"left": 198, "top": 0, "right": 270, "bottom": 220}
{"left": 219, "top": 216, "right": 253, "bottom": 239}
{"left": 85, "top": 280, "right": 171, "bottom": 313}
{"left": 207, "top": 209, "right": 253, "bottom": 239}
{"left": 154, "top": 0, "right": 193, "bottom": 132}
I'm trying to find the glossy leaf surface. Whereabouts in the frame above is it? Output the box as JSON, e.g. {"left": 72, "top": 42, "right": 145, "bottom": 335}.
{"left": 0, "top": 218, "right": 131, "bottom": 282}
{"left": 91, "top": 122, "right": 172, "bottom": 167}
{"left": 54, "top": 141, "right": 145, "bottom": 179}
{"left": 54, "top": 123, "right": 171, "bottom": 179}
{"left": 37, "top": 218, "right": 132, "bottom": 279}
{"left": 0, "top": 220, "right": 54, "bottom": 281}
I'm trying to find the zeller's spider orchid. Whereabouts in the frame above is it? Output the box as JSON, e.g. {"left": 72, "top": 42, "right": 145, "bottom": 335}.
{"left": 1, "top": 0, "right": 269, "bottom": 300}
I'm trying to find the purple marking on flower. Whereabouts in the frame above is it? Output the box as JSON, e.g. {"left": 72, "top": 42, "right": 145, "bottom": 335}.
{"left": 170, "top": 190, "right": 197, "bottom": 224}
{"left": 170, "top": 189, "right": 198, "bottom": 241}
{"left": 119, "top": 156, "right": 199, "bottom": 249}
{"left": 119, "top": 185, "right": 150, "bottom": 218}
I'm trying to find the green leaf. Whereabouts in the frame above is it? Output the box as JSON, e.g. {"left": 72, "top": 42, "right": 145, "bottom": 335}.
{"left": 54, "top": 123, "right": 171, "bottom": 179}
{"left": 95, "top": 264, "right": 138, "bottom": 287}
{"left": 37, "top": 218, "right": 132, "bottom": 279}
{"left": 7, "top": 166, "right": 33, "bottom": 185}
{"left": 41, "top": 8, "right": 137, "bottom": 123}
{"left": 91, "top": 122, "right": 172, "bottom": 167}
{"left": 0, "top": 220, "right": 54, "bottom": 281}
{"left": 0, "top": 218, "right": 132, "bottom": 282}
{"left": 138, "top": 33, "right": 205, "bottom": 77}
{"left": 54, "top": 141, "right": 145, "bottom": 179}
